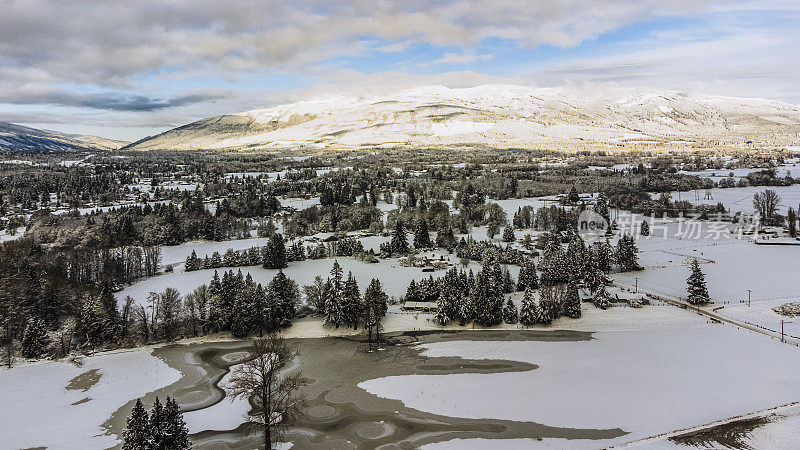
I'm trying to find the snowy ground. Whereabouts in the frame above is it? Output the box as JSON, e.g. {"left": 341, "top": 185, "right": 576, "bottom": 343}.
{"left": 0, "top": 348, "right": 180, "bottom": 449}
{"left": 654, "top": 184, "right": 800, "bottom": 216}
{"left": 0, "top": 228, "right": 24, "bottom": 242}
{"left": 361, "top": 325, "right": 800, "bottom": 449}
{"left": 613, "top": 214, "right": 800, "bottom": 311}
{"left": 118, "top": 255, "right": 479, "bottom": 309}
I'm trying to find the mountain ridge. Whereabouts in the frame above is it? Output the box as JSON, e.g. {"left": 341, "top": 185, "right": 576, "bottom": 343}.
{"left": 0, "top": 122, "right": 128, "bottom": 152}
{"left": 123, "top": 85, "right": 800, "bottom": 151}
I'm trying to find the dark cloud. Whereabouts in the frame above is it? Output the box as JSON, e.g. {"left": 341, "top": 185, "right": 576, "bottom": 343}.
{"left": 0, "top": 90, "right": 222, "bottom": 111}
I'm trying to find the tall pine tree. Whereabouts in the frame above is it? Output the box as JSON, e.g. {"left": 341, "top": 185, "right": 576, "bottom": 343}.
{"left": 391, "top": 220, "right": 408, "bottom": 254}
{"left": 563, "top": 281, "right": 581, "bottom": 319}
{"left": 122, "top": 399, "right": 150, "bottom": 450}
{"left": 686, "top": 259, "right": 710, "bottom": 304}
{"left": 262, "top": 234, "right": 288, "bottom": 269}
{"left": 413, "top": 219, "right": 432, "bottom": 249}
{"left": 503, "top": 298, "right": 518, "bottom": 324}
{"left": 519, "top": 288, "right": 538, "bottom": 326}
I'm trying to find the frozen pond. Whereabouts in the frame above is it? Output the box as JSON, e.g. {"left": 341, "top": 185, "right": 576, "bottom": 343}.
{"left": 361, "top": 326, "right": 800, "bottom": 448}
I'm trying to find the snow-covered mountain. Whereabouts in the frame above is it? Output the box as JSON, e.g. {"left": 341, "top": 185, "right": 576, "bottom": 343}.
{"left": 0, "top": 122, "right": 127, "bottom": 152}
{"left": 125, "top": 85, "right": 800, "bottom": 151}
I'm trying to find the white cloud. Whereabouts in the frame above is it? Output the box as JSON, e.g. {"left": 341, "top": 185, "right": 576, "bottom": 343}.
{"left": 434, "top": 52, "right": 494, "bottom": 65}
{"left": 1, "top": 0, "right": 799, "bottom": 140}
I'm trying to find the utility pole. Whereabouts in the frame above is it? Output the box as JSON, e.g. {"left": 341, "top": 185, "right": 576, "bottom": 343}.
{"left": 635, "top": 277, "right": 638, "bottom": 294}
{"left": 782, "top": 320, "right": 792, "bottom": 343}
{"left": 747, "top": 289, "right": 751, "bottom": 307}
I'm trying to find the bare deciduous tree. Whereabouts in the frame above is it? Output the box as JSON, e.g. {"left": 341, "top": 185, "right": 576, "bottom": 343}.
{"left": 302, "top": 275, "right": 328, "bottom": 312}
{"left": 753, "top": 189, "right": 781, "bottom": 225}
{"left": 228, "top": 334, "right": 307, "bottom": 449}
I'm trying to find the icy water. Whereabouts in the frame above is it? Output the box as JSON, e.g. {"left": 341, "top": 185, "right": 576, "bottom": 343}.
{"left": 104, "top": 330, "right": 626, "bottom": 449}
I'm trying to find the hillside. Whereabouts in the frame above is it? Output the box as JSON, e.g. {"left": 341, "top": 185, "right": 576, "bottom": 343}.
{"left": 124, "top": 85, "right": 800, "bottom": 152}
{"left": 0, "top": 122, "right": 127, "bottom": 152}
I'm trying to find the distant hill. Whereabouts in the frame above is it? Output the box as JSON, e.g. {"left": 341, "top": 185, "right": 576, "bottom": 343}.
{"left": 0, "top": 122, "right": 127, "bottom": 152}
{"left": 124, "top": 85, "right": 800, "bottom": 152}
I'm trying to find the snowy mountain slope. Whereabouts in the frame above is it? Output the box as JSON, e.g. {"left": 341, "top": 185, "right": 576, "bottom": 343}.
{"left": 125, "top": 85, "right": 800, "bottom": 151}
{"left": 0, "top": 122, "right": 127, "bottom": 152}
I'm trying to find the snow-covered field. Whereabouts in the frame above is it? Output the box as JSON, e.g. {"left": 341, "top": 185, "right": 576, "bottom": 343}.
{"left": 655, "top": 184, "right": 800, "bottom": 215}
{"left": 0, "top": 348, "right": 180, "bottom": 449}
{"left": 118, "top": 256, "right": 471, "bottom": 308}
{"left": 361, "top": 325, "right": 800, "bottom": 448}
{"left": 613, "top": 214, "right": 800, "bottom": 308}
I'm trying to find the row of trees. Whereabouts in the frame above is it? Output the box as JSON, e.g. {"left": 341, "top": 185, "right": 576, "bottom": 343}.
{"left": 123, "top": 397, "right": 191, "bottom": 450}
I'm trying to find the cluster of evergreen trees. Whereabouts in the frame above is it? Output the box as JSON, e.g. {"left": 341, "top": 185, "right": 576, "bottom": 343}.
{"left": 184, "top": 234, "right": 312, "bottom": 272}
{"left": 455, "top": 236, "right": 527, "bottom": 264}
{"left": 194, "top": 269, "right": 299, "bottom": 338}
{"left": 423, "top": 229, "right": 643, "bottom": 329}
{"left": 316, "top": 261, "right": 389, "bottom": 331}
{"left": 122, "top": 397, "right": 191, "bottom": 450}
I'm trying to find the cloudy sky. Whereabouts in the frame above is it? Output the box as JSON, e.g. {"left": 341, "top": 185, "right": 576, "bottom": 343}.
{"left": 1, "top": 0, "right": 799, "bottom": 141}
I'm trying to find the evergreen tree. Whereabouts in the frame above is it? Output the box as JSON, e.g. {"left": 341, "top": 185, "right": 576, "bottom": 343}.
{"left": 582, "top": 254, "right": 604, "bottom": 294}
{"left": 519, "top": 287, "right": 538, "bottom": 326}
{"left": 615, "top": 234, "right": 642, "bottom": 272}
{"left": 434, "top": 296, "right": 450, "bottom": 326}
{"left": 325, "top": 261, "right": 344, "bottom": 327}
{"left": 503, "top": 298, "right": 518, "bottom": 324}
{"left": 268, "top": 270, "right": 299, "bottom": 328}
{"left": 253, "top": 283, "right": 270, "bottom": 335}
{"left": 540, "top": 236, "right": 570, "bottom": 286}
{"left": 230, "top": 280, "right": 256, "bottom": 338}
{"left": 640, "top": 220, "right": 650, "bottom": 237}
{"left": 686, "top": 259, "right": 710, "bottom": 304}
{"left": 563, "top": 282, "right": 581, "bottom": 319}
{"left": 363, "top": 278, "right": 388, "bottom": 319}
{"left": 788, "top": 207, "right": 797, "bottom": 238}
{"left": 184, "top": 250, "right": 200, "bottom": 271}
{"left": 341, "top": 272, "right": 363, "bottom": 329}
{"left": 593, "top": 284, "right": 612, "bottom": 309}
{"left": 566, "top": 234, "right": 587, "bottom": 282}
{"left": 591, "top": 240, "right": 613, "bottom": 273}
{"left": 502, "top": 226, "right": 516, "bottom": 242}
{"left": 568, "top": 185, "right": 580, "bottom": 203}
{"left": 516, "top": 259, "right": 539, "bottom": 291}
{"left": 209, "top": 251, "right": 222, "bottom": 268}
{"left": 404, "top": 279, "right": 420, "bottom": 303}
{"left": 435, "top": 223, "right": 457, "bottom": 250}
{"left": 391, "top": 220, "right": 409, "bottom": 254}
{"left": 413, "top": 219, "right": 432, "bottom": 249}
{"left": 206, "top": 270, "right": 226, "bottom": 331}
{"left": 162, "top": 397, "right": 191, "bottom": 450}
{"left": 262, "top": 233, "right": 288, "bottom": 269}
{"left": 471, "top": 270, "right": 503, "bottom": 326}
{"left": 149, "top": 397, "right": 167, "bottom": 449}
{"left": 501, "top": 266, "right": 515, "bottom": 293}
{"left": 535, "top": 297, "right": 553, "bottom": 325}
{"left": 21, "top": 317, "right": 49, "bottom": 359}
{"left": 595, "top": 193, "right": 610, "bottom": 224}
{"left": 122, "top": 399, "right": 150, "bottom": 450}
